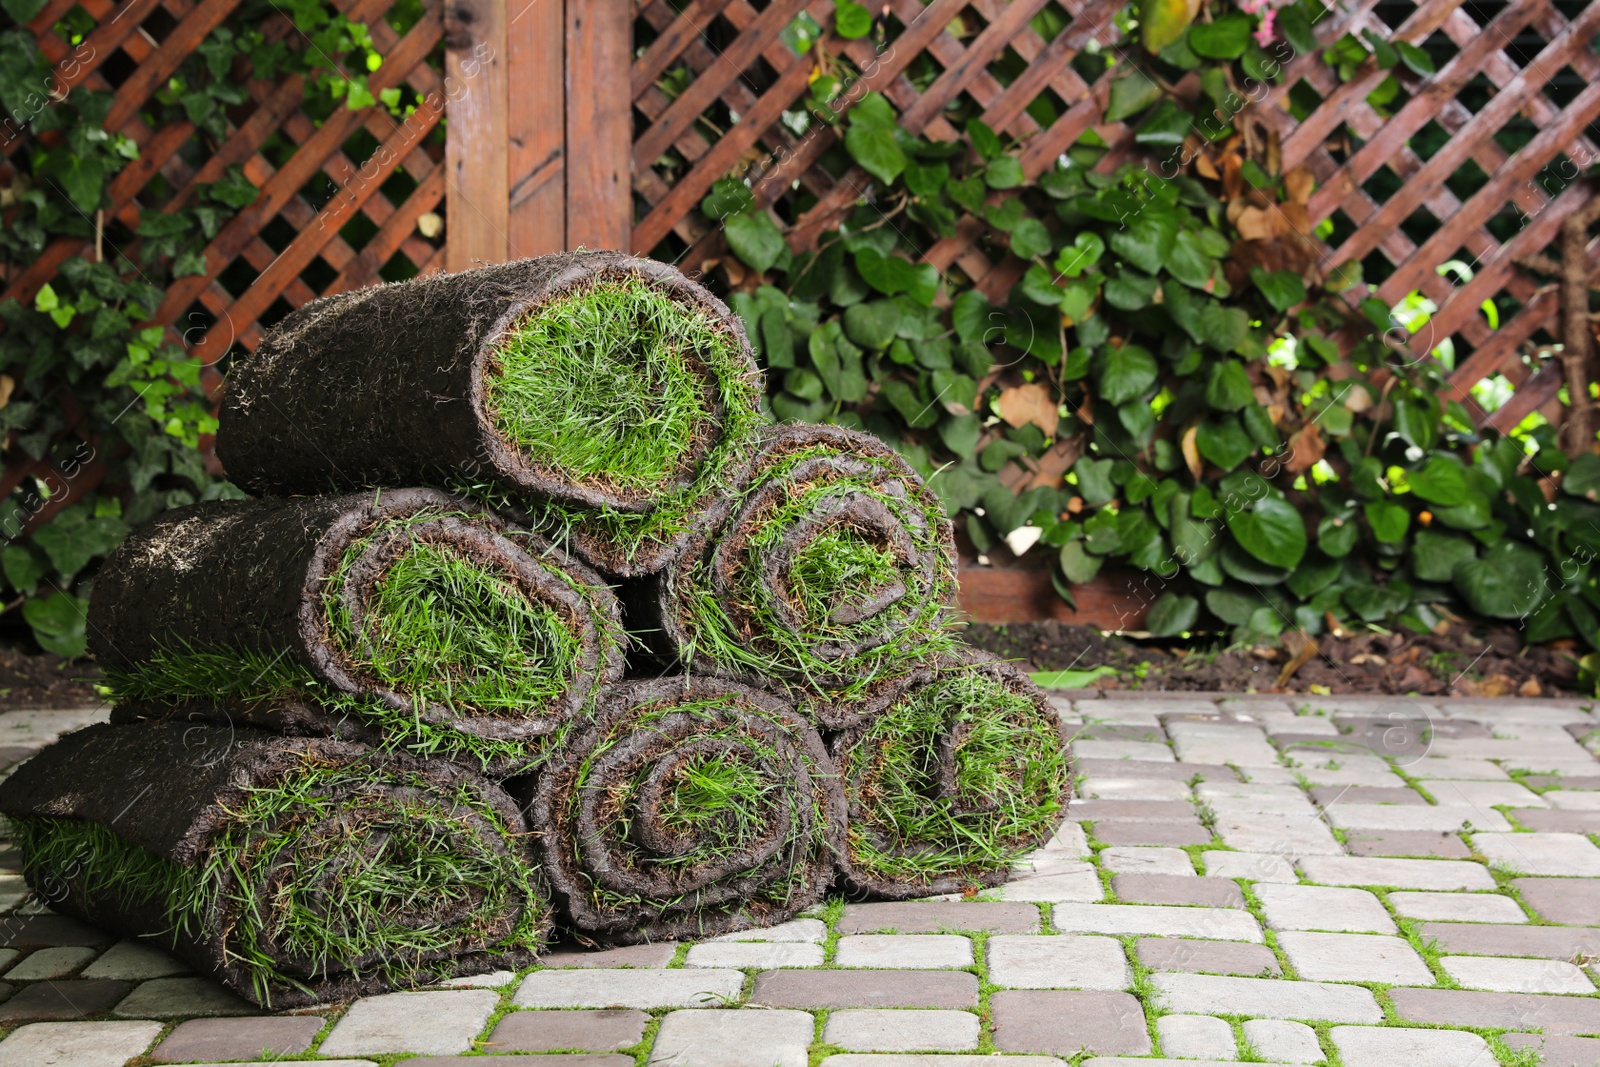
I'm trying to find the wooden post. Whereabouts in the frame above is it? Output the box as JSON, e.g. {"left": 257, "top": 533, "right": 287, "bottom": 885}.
{"left": 565, "top": 0, "right": 632, "bottom": 250}
{"left": 507, "top": 0, "right": 567, "bottom": 255}
{"left": 445, "top": 0, "right": 510, "bottom": 270}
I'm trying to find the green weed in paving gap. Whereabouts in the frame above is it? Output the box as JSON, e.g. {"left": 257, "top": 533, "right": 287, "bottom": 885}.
{"left": 839, "top": 668, "right": 1071, "bottom": 889}
{"left": 13, "top": 763, "right": 545, "bottom": 1006}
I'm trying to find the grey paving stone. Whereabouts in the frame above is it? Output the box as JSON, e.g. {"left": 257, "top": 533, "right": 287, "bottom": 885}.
{"left": 1324, "top": 803, "right": 1511, "bottom": 832}
{"left": 750, "top": 970, "right": 977, "bottom": 1009}
{"left": 1013, "top": 851, "right": 1100, "bottom": 880}
{"left": 1308, "top": 785, "right": 1427, "bottom": 806}
{"left": 539, "top": 942, "right": 677, "bottom": 968}
{"left": 987, "top": 934, "right": 1130, "bottom": 990}
{"left": 1098, "top": 846, "right": 1194, "bottom": 875}
{"left": 1545, "top": 790, "right": 1600, "bottom": 810}
{"left": 1078, "top": 723, "right": 1167, "bottom": 742}
{"left": 1111, "top": 873, "right": 1244, "bottom": 908}
{"left": 1241, "top": 1019, "right": 1323, "bottom": 1064}
{"left": 1135, "top": 937, "right": 1280, "bottom": 977}
{"left": 712, "top": 918, "right": 825, "bottom": 943}
{"left": 822, "top": 1009, "right": 980, "bottom": 1052}
{"left": 1388, "top": 987, "right": 1600, "bottom": 1034}
{"left": 0, "top": 1020, "right": 163, "bottom": 1067}
{"left": 1254, "top": 883, "right": 1395, "bottom": 934}
{"left": 1477, "top": 832, "right": 1600, "bottom": 876}
{"left": 1329, "top": 1025, "right": 1489, "bottom": 1067}
{"left": 1051, "top": 902, "right": 1262, "bottom": 942}
{"left": 433, "top": 969, "right": 515, "bottom": 989}
{"left": 1441, "top": 955, "right": 1595, "bottom": 993}
{"left": 407, "top": 1058, "right": 629, "bottom": 1067}
{"left": 1342, "top": 830, "right": 1471, "bottom": 858}
{"left": 1149, "top": 973, "right": 1383, "bottom": 1022}
{"left": 1514, "top": 877, "right": 1600, "bottom": 924}
{"left": 1081, "top": 779, "right": 1192, "bottom": 801}
{"left": 646, "top": 1008, "right": 812, "bottom": 1067}
{"left": 834, "top": 935, "right": 972, "bottom": 969}
{"left": 1092, "top": 820, "right": 1211, "bottom": 846}
{"left": 1385, "top": 890, "right": 1524, "bottom": 923}
{"left": 1426, "top": 779, "right": 1549, "bottom": 808}
{"left": 836, "top": 902, "right": 1039, "bottom": 934}
{"left": 998, "top": 865, "right": 1105, "bottom": 903}
{"left": 152, "top": 1016, "right": 324, "bottom": 1062}
{"left": 0, "top": 915, "right": 105, "bottom": 949}
{"left": 1294, "top": 855, "right": 1495, "bottom": 890}
{"left": 1406, "top": 757, "right": 1510, "bottom": 780}
{"left": 319, "top": 989, "right": 499, "bottom": 1056}
{"left": 989, "top": 990, "right": 1151, "bottom": 1055}
{"left": 1072, "top": 741, "right": 1174, "bottom": 762}
{"left": 1515, "top": 809, "right": 1600, "bottom": 833}
{"left": 6, "top": 945, "right": 95, "bottom": 980}
{"left": 1069, "top": 800, "right": 1196, "bottom": 822}
{"left": 112, "top": 976, "right": 256, "bottom": 1018}
{"left": 684, "top": 942, "right": 822, "bottom": 968}
{"left": 516, "top": 969, "right": 744, "bottom": 1009}
{"left": 1275, "top": 932, "right": 1435, "bottom": 985}
{"left": 1077, "top": 759, "right": 1236, "bottom": 782}
{"left": 1418, "top": 921, "right": 1600, "bottom": 959}
{"left": 81, "top": 940, "right": 190, "bottom": 980}
{"left": 1501, "top": 1033, "right": 1600, "bottom": 1067}
{"left": 1213, "top": 813, "right": 1344, "bottom": 855}
{"left": 821, "top": 1057, "right": 1068, "bottom": 1067}
{"left": 1156, "top": 1014, "right": 1234, "bottom": 1059}
{"left": 1200, "top": 851, "right": 1298, "bottom": 882}
{"left": 487, "top": 1009, "right": 648, "bottom": 1053}
{"left": 0, "top": 979, "right": 130, "bottom": 1022}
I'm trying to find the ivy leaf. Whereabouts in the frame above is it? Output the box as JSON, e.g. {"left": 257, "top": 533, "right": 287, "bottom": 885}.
{"left": 1104, "top": 271, "right": 1158, "bottom": 310}
{"left": 903, "top": 159, "right": 949, "bottom": 197}
{"left": 1189, "top": 14, "right": 1254, "bottom": 58}
{"left": 1020, "top": 264, "right": 1064, "bottom": 307}
{"left": 880, "top": 378, "right": 938, "bottom": 428}
{"left": 1098, "top": 345, "right": 1158, "bottom": 405}
{"left": 1412, "top": 529, "right": 1476, "bottom": 582}
{"left": 854, "top": 248, "right": 938, "bottom": 305}
{"left": 1318, "top": 514, "right": 1358, "bottom": 557}
{"left": 985, "top": 156, "right": 1025, "bottom": 189}
{"left": 1135, "top": 99, "right": 1194, "bottom": 145}
{"left": 50, "top": 149, "right": 106, "bottom": 213}
{"left": 172, "top": 250, "right": 208, "bottom": 278}
{"left": 940, "top": 412, "right": 981, "bottom": 455}
{"left": 1396, "top": 40, "right": 1435, "bottom": 76}
{"left": 947, "top": 175, "right": 986, "bottom": 213}
{"left": 1, "top": 0, "right": 51, "bottom": 21}
{"left": 1564, "top": 454, "right": 1600, "bottom": 501}
{"left": 1196, "top": 415, "right": 1253, "bottom": 470}
{"left": 844, "top": 123, "right": 906, "bottom": 185}
{"left": 1109, "top": 208, "right": 1179, "bottom": 274}
{"left": 1205, "top": 359, "right": 1254, "bottom": 412}
{"left": 1250, "top": 268, "right": 1307, "bottom": 312}
{"left": 1054, "top": 232, "right": 1105, "bottom": 277}
{"left": 1197, "top": 303, "right": 1249, "bottom": 351}
{"left": 724, "top": 211, "right": 785, "bottom": 274}
{"left": 1364, "top": 499, "right": 1411, "bottom": 543}
{"left": 966, "top": 118, "right": 1003, "bottom": 160}
{"left": 1106, "top": 72, "right": 1162, "bottom": 122}
{"left": 1139, "top": 0, "right": 1201, "bottom": 52}
{"left": 701, "top": 178, "right": 754, "bottom": 219}
{"left": 1166, "top": 229, "right": 1215, "bottom": 289}
{"left": 1073, "top": 457, "right": 1117, "bottom": 506}
{"left": 1226, "top": 493, "right": 1307, "bottom": 569}
{"left": 1408, "top": 454, "right": 1470, "bottom": 507}
{"left": 842, "top": 300, "right": 902, "bottom": 349}
{"left": 1060, "top": 539, "right": 1103, "bottom": 583}
{"left": 951, "top": 289, "right": 993, "bottom": 344}
{"left": 22, "top": 591, "right": 87, "bottom": 659}
{"left": 834, "top": 0, "right": 872, "bottom": 38}
{"left": 1010, "top": 218, "right": 1052, "bottom": 260}
{"left": 1455, "top": 541, "right": 1548, "bottom": 619}
{"left": 1, "top": 545, "right": 43, "bottom": 595}
{"left": 1275, "top": 5, "right": 1319, "bottom": 55}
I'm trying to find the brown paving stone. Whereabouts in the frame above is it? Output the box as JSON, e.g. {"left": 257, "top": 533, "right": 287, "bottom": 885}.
{"left": 538, "top": 943, "right": 677, "bottom": 968}
{"left": 152, "top": 1017, "right": 324, "bottom": 1063}
{"left": 1524, "top": 776, "right": 1600, "bottom": 791}
{"left": 1514, "top": 878, "right": 1600, "bottom": 925}
{"left": 1112, "top": 873, "right": 1246, "bottom": 908}
{"left": 1067, "top": 800, "right": 1197, "bottom": 822}
{"left": 1516, "top": 809, "right": 1600, "bottom": 833}
{"left": 1135, "top": 937, "right": 1281, "bottom": 977}
{"left": 1093, "top": 820, "right": 1212, "bottom": 847}
{"left": 836, "top": 901, "right": 1040, "bottom": 934}
{"left": 1309, "top": 786, "right": 1428, "bottom": 806}
{"left": 750, "top": 969, "right": 977, "bottom": 1009}
{"left": 0, "top": 979, "right": 129, "bottom": 1021}
{"left": 1077, "top": 759, "right": 1238, "bottom": 783}
{"left": 990, "top": 990, "right": 1151, "bottom": 1055}
{"left": 408, "top": 1058, "right": 633, "bottom": 1067}
{"left": 1342, "top": 830, "right": 1471, "bottom": 858}
{"left": 1390, "top": 988, "right": 1600, "bottom": 1035}
{"left": 0, "top": 915, "right": 109, "bottom": 949}
{"left": 487, "top": 1009, "right": 648, "bottom": 1053}
{"left": 1417, "top": 923, "right": 1600, "bottom": 959}
{"left": 1502, "top": 1033, "right": 1600, "bottom": 1066}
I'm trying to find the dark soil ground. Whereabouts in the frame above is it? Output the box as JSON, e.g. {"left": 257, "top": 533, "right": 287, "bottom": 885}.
{"left": 0, "top": 637, "right": 101, "bottom": 709}
{"left": 963, "top": 619, "right": 1586, "bottom": 697}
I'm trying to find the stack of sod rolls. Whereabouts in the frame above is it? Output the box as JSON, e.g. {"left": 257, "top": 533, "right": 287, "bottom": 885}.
{"left": 0, "top": 251, "right": 1071, "bottom": 1007}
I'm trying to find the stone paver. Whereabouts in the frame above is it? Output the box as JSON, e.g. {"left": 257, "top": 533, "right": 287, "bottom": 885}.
{"left": 1149, "top": 973, "right": 1384, "bottom": 1022}
{"left": 540, "top": 942, "right": 677, "bottom": 968}
{"left": 998, "top": 865, "right": 1105, "bottom": 902}
{"left": 1441, "top": 954, "right": 1596, "bottom": 993}
{"left": 517, "top": 969, "right": 744, "bottom": 1009}
{"left": 1241, "top": 1020, "right": 1323, "bottom": 1064}
{"left": 1099, "top": 846, "right": 1194, "bottom": 875}
{"left": 1324, "top": 803, "right": 1511, "bottom": 832}
{"left": 112, "top": 976, "right": 256, "bottom": 1018}
{"left": 684, "top": 942, "right": 823, "bottom": 968}
{"left": 487, "top": 1009, "right": 648, "bottom": 1052}
{"left": 1419, "top": 921, "right": 1600, "bottom": 958}
{"left": 1514, "top": 876, "right": 1600, "bottom": 925}
{"left": 712, "top": 918, "right": 825, "bottom": 942}
{"left": 1201, "top": 851, "right": 1298, "bottom": 882}
{"left": 5, "top": 946, "right": 94, "bottom": 980}
{"left": 750, "top": 970, "right": 977, "bottom": 1009}
{"left": 1294, "top": 855, "right": 1496, "bottom": 890}
{"left": 1475, "top": 832, "right": 1600, "bottom": 876}
{"left": 1094, "top": 820, "right": 1211, "bottom": 846}
{"left": 0, "top": 1020, "right": 163, "bottom": 1067}
{"left": 1425, "top": 779, "right": 1548, "bottom": 807}
{"left": 989, "top": 990, "right": 1151, "bottom": 1055}
{"left": 0, "top": 979, "right": 130, "bottom": 1022}
{"left": 1136, "top": 937, "right": 1280, "bottom": 977}
{"left": 822, "top": 1010, "right": 980, "bottom": 1052}
{"left": 1082, "top": 778, "right": 1192, "bottom": 801}
{"left": 837, "top": 902, "right": 1038, "bottom": 933}
{"left": 1329, "top": 1025, "right": 1489, "bottom": 1067}
{"left": 1501, "top": 1033, "right": 1600, "bottom": 1066}
{"left": 319, "top": 990, "right": 499, "bottom": 1057}
{"left": 987, "top": 934, "right": 1131, "bottom": 990}
{"left": 822, "top": 1059, "right": 1066, "bottom": 1067}
{"left": 1051, "top": 902, "right": 1262, "bottom": 941}
{"left": 1254, "top": 883, "right": 1396, "bottom": 933}
{"left": 1276, "top": 932, "right": 1435, "bottom": 985}
{"left": 1342, "top": 829, "right": 1472, "bottom": 858}
{"left": 646, "top": 1008, "right": 812, "bottom": 1067}
{"left": 1156, "top": 1014, "right": 1235, "bottom": 1059}
{"left": 1111, "top": 872, "right": 1244, "bottom": 907}
{"left": 152, "top": 1017, "right": 324, "bottom": 1062}
{"left": 1388, "top": 987, "right": 1600, "bottom": 1034}
{"left": 1073, "top": 740, "right": 1174, "bottom": 761}
{"left": 81, "top": 940, "right": 190, "bottom": 979}
{"left": 1387, "top": 890, "right": 1526, "bottom": 923}
{"left": 835, "top": 935, "right": 972, "bottom": 969}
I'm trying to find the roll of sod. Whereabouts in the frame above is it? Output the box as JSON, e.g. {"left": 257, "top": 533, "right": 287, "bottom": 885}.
{"left": 91, "top": 488, "right": 624, "bottom": 774}
{"left": 0, "top": 723, "right": 550, "bottom": 1008}
{"left": 217, "top": 251, "right": 766, "bottom": 576}
{"left": 522, "top": 676, "right": 846, "bottom": 944}
{"left": 831, "top": 650, "right": 1074, "bottom": 900}
{"left": 627, "top": 423, "right": 959, "bottom": 725}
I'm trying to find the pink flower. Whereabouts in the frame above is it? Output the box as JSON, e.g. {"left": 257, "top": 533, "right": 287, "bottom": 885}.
{"left": 1253, "top": 7, "right": 1276, "bottom": 45}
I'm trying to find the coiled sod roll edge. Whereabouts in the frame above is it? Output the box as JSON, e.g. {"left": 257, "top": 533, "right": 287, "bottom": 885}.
{"left": 522, "top": 676, "right": 846, "bottom": 944}
{"left": 831, "top": 650, "right": 1075, "bottom": 900}
{"left": 0, "top": 725, "right": 550, "bottom": 1008}
{"left": 93, "top": 489, "right": 625, "bottom": 775}
{"left": 629, "top": 423, "right": 960, "bottom": 725}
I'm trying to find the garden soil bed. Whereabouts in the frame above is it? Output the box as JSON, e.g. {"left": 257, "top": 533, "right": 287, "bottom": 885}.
{"left": 962, "top": 619, "right": 1587, "bottom": 698}
{"left": 0, "top": 641, "right": 100, "bottom": 709}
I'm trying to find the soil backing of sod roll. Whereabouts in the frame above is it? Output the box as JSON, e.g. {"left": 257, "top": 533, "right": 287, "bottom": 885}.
{"left": 91, "top": 488, "right": 624, "bottom": 774}
{"left": 831, "top": 647, "right": 1074, "bottom": 900}
{"left": 217, "top": 251, "right": 767, "bottom": 577}
{"left": 520, "top": 675, "right": 846, "bottom": 944}
{"left": 624, "top": 423, "right": 959, "bottom": 726}
{"left": 0, "top": 722, "right": 550, "bottom": 1007}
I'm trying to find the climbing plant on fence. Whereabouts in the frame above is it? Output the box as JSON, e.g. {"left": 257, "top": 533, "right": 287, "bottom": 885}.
{"left": 0, "top": 0, "right": 445, "bottom": 655}
{"left": 682, "top": 0, "right": 1600, "bottom": 648}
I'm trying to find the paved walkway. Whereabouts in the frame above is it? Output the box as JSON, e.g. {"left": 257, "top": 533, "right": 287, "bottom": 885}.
{"left": 0, "top": 693, "right": 1598, "bottom": 1065}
